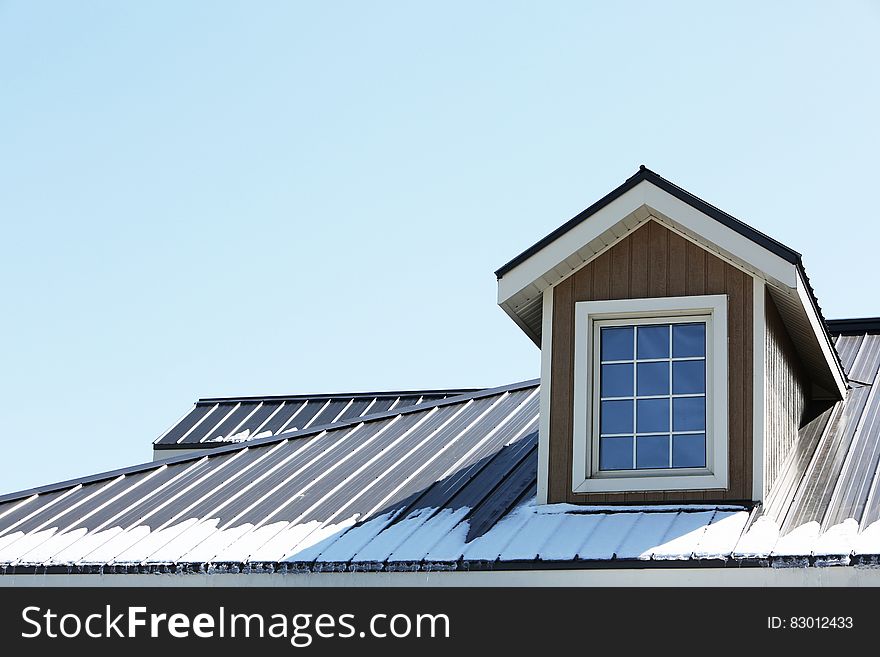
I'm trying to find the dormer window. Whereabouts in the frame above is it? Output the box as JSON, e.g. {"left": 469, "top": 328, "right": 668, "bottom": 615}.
{"left": 572, "top": 295, "right": 729, "bottom": 493}
{"left": 597, "top": 320, "right": 707, "bottom": 471}
{"left": 496, "top": 167, "right": 847, "bottom": 505}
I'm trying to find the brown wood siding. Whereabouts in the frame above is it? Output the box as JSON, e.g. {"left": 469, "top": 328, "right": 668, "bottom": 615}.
{"left": 549, "top": 220, "right": 753, "bottom": 504}
{"left": 764, "top": 292, "right": 810, "bottom": 496}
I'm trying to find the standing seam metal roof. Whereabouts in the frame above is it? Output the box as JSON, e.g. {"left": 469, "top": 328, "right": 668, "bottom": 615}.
{"left": 2, "top": 324, "right": 880, "bottom": 572}
{"left": 154, "top": 389, "right": 479, "bottom": 449}
{"left": 762, "top": 328, "right": 880, "bottom": 537}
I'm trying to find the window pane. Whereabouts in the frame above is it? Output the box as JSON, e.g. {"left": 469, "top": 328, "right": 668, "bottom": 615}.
{"left": 636, "top": 398, "right": 669, "bottom": 433}
{"left": 673, "top": 323, "right": 705, "bottom": 358}
{"left": 672, "top": 360, "right": 705, "bottom": 394}
{"left": 673, "top": 397, "right": 705, "bottom": 431}
{"left": 637, "top": 362, "right": 669, "bottom": 396}
{"left": 636, "top": 435, "right": 670, "bottom": 469}
{"left": 601, "top": 327, "right": 633, "bottom": 361}
{"left": 600, "top": 436, "right": 633, "bottom": 470}
{"left": 601, "top": 364, "right": 633, "bottom": 397}
{"left": 601, "top": 400, "right": 633, "bottom": 434}
{"left": 673, "top": 434, "right": 706, "bottom": 468}
{"left": 637, "top": 325, "right": 669, "bottom": 359}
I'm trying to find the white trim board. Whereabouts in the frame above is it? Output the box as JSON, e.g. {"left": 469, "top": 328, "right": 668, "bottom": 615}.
{"left": 571, "top": 295, "right": 729, "bottom": 494}
{"left": 496, "top": 177, "right": 845, "bottom": 401}
{"left": 536, "top": 288, "right": 553, "bottom": 504}
{"left": 752, "top": 278, "right": 766, "bottom": 501}
{"left": 497, "top": 179, "right": 796, "bottom": 307}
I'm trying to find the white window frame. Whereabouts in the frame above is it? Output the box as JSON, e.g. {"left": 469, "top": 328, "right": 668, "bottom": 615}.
{"left": 572, "top": 294, "right": 728, "bottom": 493}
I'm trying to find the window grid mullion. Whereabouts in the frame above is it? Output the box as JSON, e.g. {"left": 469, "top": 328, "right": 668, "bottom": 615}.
{"left": 601, "top": 430, "right": 704, "bottom": 438}
{"left": 631, "top": 327, "right": 637, "bottom": 469}
{"left": 668, "top": 324, "right": 673, "bottom": 467}
{"left": 601, "top": 356, "right": 704, "bottom": 365}
{"left": 597, "top": 320, "right": 708, "bottom": 472}
{"left": 600, "top": 393, "right": 705, "bottom": 401}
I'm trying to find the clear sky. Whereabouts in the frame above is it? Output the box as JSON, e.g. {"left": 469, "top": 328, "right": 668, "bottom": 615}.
{"left": 1, "top": 1, "right": 878, "bottom": 495}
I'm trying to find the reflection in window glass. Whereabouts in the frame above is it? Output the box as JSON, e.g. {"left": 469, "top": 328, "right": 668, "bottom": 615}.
{"left": 600, "top": 436, "right": 634, "bottom": 470}
{"left": 601, "top": 363, "right": 633, "bottom": 397}
{"left": 598, "top": 322, "right": 707, "bottom": 471}
{"left": 601, "top": 327, "right": 633, "bottom": 361}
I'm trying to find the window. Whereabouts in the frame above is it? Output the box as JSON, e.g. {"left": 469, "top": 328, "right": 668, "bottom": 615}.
{"left": 597, "top": 321, "right": 706, "bottom": 471}
{"left": 572, "top": 295, "right": 728, "bottom": 493}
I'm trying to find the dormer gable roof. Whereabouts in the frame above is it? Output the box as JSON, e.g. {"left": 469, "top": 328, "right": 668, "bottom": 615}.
{"left": 495, "top": 166, "right": 846, "bottom": 399}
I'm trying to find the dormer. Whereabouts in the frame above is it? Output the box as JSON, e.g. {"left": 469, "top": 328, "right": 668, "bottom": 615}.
{"left": 496, "top": 167, "right": 846, "bottom": 505}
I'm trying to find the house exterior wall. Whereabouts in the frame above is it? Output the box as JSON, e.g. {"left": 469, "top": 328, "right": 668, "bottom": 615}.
{"left": 764, "top": 291, "right": 810, "bottom": 496}
{"left": 548, "top": 219, "right": 753, "bottom": 503}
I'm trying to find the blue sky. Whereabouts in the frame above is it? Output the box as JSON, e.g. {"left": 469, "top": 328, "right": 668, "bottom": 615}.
{"left": 1, "top": 1, "right": 878, "bottom": 494}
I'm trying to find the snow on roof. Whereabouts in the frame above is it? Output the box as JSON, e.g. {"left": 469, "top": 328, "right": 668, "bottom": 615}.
{"left": 2, "top": 325, "right": 880, "bottom": 574}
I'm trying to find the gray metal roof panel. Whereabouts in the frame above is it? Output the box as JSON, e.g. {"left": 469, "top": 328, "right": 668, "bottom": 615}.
{"left": 7, "top": 319, "right": 880, "bottom": 570}
{"left": 154, "top": 389, "right": 480, "bottom": 449}
{"left": 762, "top": 327, "right": 880, "bottom": 552}
{"left": 826, "top": 318, "right": 880, "bottom": 335}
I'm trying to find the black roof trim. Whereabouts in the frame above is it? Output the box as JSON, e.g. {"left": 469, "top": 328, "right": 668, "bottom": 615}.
{"left": 495, "top": 165, "right": 801, "bottom": 278}
{"left": 0, "top": 379, "right": 540, "bottom": 505}
{"left": 827, "top": 318, "right": 880, "bottom": 335}
{"left": 196, "top": 388, "right": 482, "bottom": 405}
{"left": 6, "top": 555, "right": 879, "bottom": 575}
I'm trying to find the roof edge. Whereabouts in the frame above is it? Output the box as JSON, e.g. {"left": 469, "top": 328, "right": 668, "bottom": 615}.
{"left": 495, "top": 165, "right": 801, "bottom": 279}
{"left": 0, "top": 379, "right": 540, "bottom": 506}
{"left": 8, "top": 555, "right": 880, "bottom": 575}
{"left": 827, "top": 317, "right": 880, "bottom": 335}
{"left": 197, "top": 387, "right": 483, "bottom": 405}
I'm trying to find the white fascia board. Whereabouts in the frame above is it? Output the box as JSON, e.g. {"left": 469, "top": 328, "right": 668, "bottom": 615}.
{"left": 794, "top": 271, "right": 847, "bottom": 399}
{"left": 641, "top": 184, "right": 797, "bottom": 287}
{"left": 497, "top": 184, "right": 650, "bottom": 305}
{"left": 752, "top": 278, "right": 766, "bottom": 501}
{"left": 536, "top": 288, "right": 553, "bottom": 504}
{"left": 497, "top": 180, "right": 799, "bottom": 307}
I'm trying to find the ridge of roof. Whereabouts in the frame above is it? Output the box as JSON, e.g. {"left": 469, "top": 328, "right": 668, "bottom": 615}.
{"left": 494, "top": 165, "right": 801, "bottom": 278}
{"left": 827, "top": 318, "right": 880, "bottom": 335}
{"left": 0, "top": 378, "right": 540, "bottom": 506}
{"left": 196, "top": 387, "right": 483, "bottom": 405}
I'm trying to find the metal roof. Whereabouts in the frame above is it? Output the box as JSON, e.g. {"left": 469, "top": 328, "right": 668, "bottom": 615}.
{"left": 154, "top": 389, "right": 477, "bottom": 450}
{"left": 0, "top": 381, "right": 543, "bottom": 571}
{"left": 826, "top": 318, "right": 880, "bottom": 335}
{"left": 748, "top": 326, "right": 880, "bottom": 561}
{"left": 3, "top": 323, "right": 880, "bottom": 574}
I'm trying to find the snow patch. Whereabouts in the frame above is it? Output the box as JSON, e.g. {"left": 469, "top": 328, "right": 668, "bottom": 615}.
{"left": 771, "top": 521, "right": 820, "bottom": 557}
{"left": 390, "top": 507, "right": 470, "bottom": 562}
{"left": 853, "top": 519, "right": 880, "bottom": 556}
{"left": 812, "top": 519, "right": 859, "bottom": 557}
{"left": 733, "top": 516, "right": 779, "bottom": 559}
{"left": 650, "top": 511, "right": 715, "bottom": 560}
{"left": 320, "top": 511, "right": 397, "bottom": 563}
{"left": 692, "top": 511, "right": 750, "bottom": 559}
{"left": 540, "top": 513, "right": 604, "bottom": 561}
